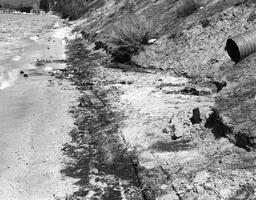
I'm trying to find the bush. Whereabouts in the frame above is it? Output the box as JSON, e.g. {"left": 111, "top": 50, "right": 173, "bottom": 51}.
{"left": 52, "top": 0, "right": 85, "bottom": 19}
{"left": 53, "top": 0, "right": 105, "bottom": 20}
{"left": 121, "top": 0, "right": 136, "bottom": 13}
{"left": 110, "top": 15, "right": 154, "bottom": 49}
{"left": 176, "top": 0, "right": 199, "bottom": 18}
{"left": 109, "top": 15, "right": 154, "bottom": 63}
{"left": 39, "top": 0, "right": 50, "bottom": 12}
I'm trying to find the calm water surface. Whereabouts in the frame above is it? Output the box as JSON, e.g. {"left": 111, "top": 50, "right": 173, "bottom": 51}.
{"left": 0, "top": 13, "right": 58, "bottom": 89}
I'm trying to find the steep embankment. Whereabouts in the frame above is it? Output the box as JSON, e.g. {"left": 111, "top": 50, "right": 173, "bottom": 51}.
{"left": 59, "top": 0, "right": 256, "bottom": 199}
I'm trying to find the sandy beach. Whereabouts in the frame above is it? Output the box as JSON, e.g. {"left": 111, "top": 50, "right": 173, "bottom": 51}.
{"left": 0, "top": 18, "right": 78, "bottom": 200}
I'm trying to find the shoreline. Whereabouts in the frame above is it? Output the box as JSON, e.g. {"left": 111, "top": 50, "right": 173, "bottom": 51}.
{"left": 0, "top": 17, "right": 79, "bottom": 199}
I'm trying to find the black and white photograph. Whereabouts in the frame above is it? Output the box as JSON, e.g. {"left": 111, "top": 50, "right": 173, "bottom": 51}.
{"left": 0, "top": 0, "right": 255, "bottom": 199}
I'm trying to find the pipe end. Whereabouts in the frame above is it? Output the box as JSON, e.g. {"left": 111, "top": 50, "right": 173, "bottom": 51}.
{"left": 225, "top": 39, "right": 240, "bottom": 63}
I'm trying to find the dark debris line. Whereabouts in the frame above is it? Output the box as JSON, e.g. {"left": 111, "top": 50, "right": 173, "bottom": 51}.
{"left": 59, "top": 38, "right": 154, "bottom": 200}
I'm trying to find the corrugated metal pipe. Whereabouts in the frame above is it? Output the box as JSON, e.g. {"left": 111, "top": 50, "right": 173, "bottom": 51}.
{"left": 225, "top": 30, "right": 256, "bottom": 63}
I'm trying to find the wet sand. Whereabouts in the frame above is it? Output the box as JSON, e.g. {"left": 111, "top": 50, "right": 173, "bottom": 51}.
{"left": 0, "top": 20, "right": 78, "bottom": 200}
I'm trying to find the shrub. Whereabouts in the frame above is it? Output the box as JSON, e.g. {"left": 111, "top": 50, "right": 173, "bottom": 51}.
{"left": 53, "top": 0, "right": 105, "bottom": 20}
{"left": 176, "top": 0, "right": 199, "bottom": 18}
{"left": 122, "top": 0, "right": 136, "bottom": 13}
{"left": 53, "top": 0, "right": 86, "bottom": 20}
{"left": 110, "top": 15, "right": 154, "bottom": 49}
{"left": 39, "top": 0, "right": 51, "bottom": 12}
{"left": 109, "top": 15, "right": 154, "bottom": 63}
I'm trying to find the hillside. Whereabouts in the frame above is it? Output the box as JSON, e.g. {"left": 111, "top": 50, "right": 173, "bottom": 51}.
{"left": 53, "top": 0, "right": 256, "bottom": 199}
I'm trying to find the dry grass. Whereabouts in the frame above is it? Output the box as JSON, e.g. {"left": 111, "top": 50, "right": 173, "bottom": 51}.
{"left": 53, "top": 0, "right": 105, "bottom": 20}
{"left": 176, "top": 0, "right": 199, "bottom": 17}
{"left": 122, "top": 0, "right": 136, "bottom": 13}
{"left": 110, "top": 15, "right": 154, "bottom": 49}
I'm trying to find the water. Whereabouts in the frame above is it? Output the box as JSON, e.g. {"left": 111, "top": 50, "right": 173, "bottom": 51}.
{"left": 0, "top": 13, "right": 58, "bottom": 89}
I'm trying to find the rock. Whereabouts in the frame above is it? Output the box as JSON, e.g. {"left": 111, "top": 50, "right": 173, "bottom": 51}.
{"left": 23, "top": 74, "right": 28, "bottom": 78}
{"left": 168, "top": 115, "right": 184, "bottom": 139}
{"left": 20, "top": 71, "right": 24, "bottom": 74}
{"left": 180, "top": 87, "right": 199, "bottom": 96}
{"left": 200, "top": 19, "right": 211, "bottom": 28}
{"left": 204, "top": 183, "right": 213, "bottom": 189}
{"left": 148, "top": 38, "right": 157, "bottom": 44}
{"left": 162, "top": 128, "right": 169, "bottom": 134}
{"left": 212, "top": 81, "right": 227, "bottom": 92}
{"left": 190, "top": 107, "right": 202, "bottom": 124}
{"left": 94, "top": 41, "right": 108, "bottom": 51}
{"left": 171, "top": 133, "right": 180, "bottom": 140}
{"left": 49, "top": 72, "right": 54, "bottom": 76}
{"left": 118, "top": 80, "right": 134, "bottom": 85}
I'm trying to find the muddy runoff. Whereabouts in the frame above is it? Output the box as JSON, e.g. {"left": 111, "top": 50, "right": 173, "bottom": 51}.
{"left": 57, "top": 38, "right": 151, "bottom": 200}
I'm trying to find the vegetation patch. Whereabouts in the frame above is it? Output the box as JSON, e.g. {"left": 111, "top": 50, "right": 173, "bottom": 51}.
{"left": 109, "top": 15, "right": 154, "bottom": 63}
{"left": 176, "top": 0, "right": 199, "bottom": 18}
{"left": 53, "top": 0, "right": 105, "bottom": 20}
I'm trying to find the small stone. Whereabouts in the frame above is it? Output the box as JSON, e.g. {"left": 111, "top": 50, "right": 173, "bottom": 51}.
{"left": 20, "top": 71, "right": 24, "bottom": 74}
{"left": 118, "top": 80, "right": 133, "bottom": 85}
{"left": 177, "top": 189, "right": 185, "bottom": 195}
{"left": 204, "top": 183, "right": 212, "bottom": 189}
{"left": 90, "top": 168, "right": 99, "bottom": 174}
{"left": 23, "top": 74, "right": 28, "bottom": 78}
{"left": 148, "top": 38, "right": 157, "bottom": 44}
{"left": 162, "top": 128, "right": 169, "bottom": 134}
{"left": 171, "top": 133, "right": 180, "bottom": 140}
{"left": 180, "top": 87, "right": 199, "bottom": 96}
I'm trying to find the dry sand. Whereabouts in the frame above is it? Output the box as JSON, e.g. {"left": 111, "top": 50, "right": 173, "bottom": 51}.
{"left": 0, "top": 20, "right": 78, "bottom": 200}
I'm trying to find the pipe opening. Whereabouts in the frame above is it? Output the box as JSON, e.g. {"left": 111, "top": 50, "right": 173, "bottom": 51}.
{"left": 225, "top": 39, "right": 240, "bottom": 63}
